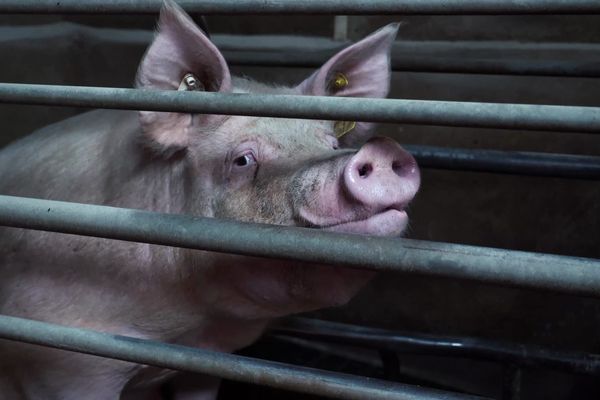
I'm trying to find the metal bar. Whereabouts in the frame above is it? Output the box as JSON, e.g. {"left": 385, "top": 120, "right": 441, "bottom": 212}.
{"left": 403, "top": 145, "right": 600, "bottom": 179}
{"left": 4, "top": 22, "right": 599, "bottom": 78}
{"left": 269, "top": 334, "right": 505, "bottom": 397}
{"left": 0, "top": 315, "right": 484, "bottom": 400}
{"left": 1, "top": 195, "right": 600, "bottom": 297}
{"left": 1, "top": 0, "right": 600, "bottom": 15}
{"left": 219, "top": 37, "right": 600, "bottom": 77}
{"left": 272, "top": 318, "right": 600, "bottom": 376}
{"left": 1, "top": 83, "right": 599, "bottom": 133}
{"left": 333, "top": 16, "right": 349, "bottom": 41}
{"left": 224, "top": 50, "right": 600, "bottom": 78}
{"left": 393, "top": 57, "right": 600, "bottom": 78}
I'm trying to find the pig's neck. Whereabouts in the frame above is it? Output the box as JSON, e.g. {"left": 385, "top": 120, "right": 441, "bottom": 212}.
{"left": 100, "top": 113, "right": 272, "bottom": 350}
{"left": 104, "top": 118, "right": 188, "bottom": 215}
{"left": 171, "top": 314, "right": 270, "bottom": 352}
{"left": 14, "top": 111, "right": 352, "bottom": 354}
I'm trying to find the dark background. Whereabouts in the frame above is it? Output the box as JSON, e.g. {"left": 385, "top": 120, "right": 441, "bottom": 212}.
{"left": 1, "top": 10, "right": 599, "bottom": 400}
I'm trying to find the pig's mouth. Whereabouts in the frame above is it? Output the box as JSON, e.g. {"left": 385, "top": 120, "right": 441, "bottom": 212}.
{"left": 303, "top": 209, "right": 409, "bottom": 237}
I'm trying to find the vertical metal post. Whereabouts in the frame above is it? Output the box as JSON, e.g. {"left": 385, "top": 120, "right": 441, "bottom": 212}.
{"left": 502, "top": 365, "right": 522, "bottom": 400}
{"left": 333, "top": 15, "right": 349, "bottom": 41}
{"left": 379, "top": 350, "right": 402, "bottom": 381}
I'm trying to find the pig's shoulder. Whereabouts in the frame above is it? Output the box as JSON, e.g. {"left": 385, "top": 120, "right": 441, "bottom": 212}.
{"left": 2, "top": 109, "right": 138, "bottom": 154}
{"left": 0, "top": 109, "right": 140, "bottom": 199}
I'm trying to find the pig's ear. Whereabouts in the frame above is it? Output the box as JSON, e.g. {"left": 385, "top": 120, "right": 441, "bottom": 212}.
{"left": 135, "top": 1, "right": 231, "bottom": 151}
{"left": 296, "top": 24, "right": 398, "bottom": 147}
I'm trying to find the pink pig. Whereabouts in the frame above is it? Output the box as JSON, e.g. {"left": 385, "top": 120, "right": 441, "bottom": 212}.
{"left": 0, "top": 2, "right": 419, "bottom": 399}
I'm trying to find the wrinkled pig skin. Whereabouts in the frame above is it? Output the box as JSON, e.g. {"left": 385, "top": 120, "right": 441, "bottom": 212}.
{"left": 0, "top": 2, "right": 420, "bottom": 399}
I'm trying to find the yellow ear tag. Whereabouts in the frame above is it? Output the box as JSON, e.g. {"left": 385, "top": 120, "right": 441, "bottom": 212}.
{"left": 334, "top": 121, "right": 356, "bottom": 138}
{"left": 329, "top": 73, "right": 354, "bottom": 138}
{"left": 329, "top": 72, "right": 349, "bottom": 92}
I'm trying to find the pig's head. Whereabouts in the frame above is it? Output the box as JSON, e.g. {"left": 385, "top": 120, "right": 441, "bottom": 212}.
{"left": 135, "top": 3, "right": 420, "bottom": 317}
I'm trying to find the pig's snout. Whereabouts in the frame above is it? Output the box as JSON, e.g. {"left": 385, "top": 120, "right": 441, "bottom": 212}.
{"left": 344, "top": 137, "right": 420, "bottom": 213}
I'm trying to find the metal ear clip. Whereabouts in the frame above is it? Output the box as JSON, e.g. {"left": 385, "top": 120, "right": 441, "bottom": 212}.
{"left": 328, "top": 72, "right": 349, "bottom": 93}
{"left": 178, "top": 73, "right": 204, "bottom": 91}
{"left": 333, "top": 72, "right": 349, "bottom": 90}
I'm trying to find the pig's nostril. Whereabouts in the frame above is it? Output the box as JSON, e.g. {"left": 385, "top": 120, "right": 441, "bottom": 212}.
{"left": 358, "top": 163, "right": 372, "bottom": 178}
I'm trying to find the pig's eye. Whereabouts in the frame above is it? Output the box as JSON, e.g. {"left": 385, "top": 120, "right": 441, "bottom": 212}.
{"left": 228, "top": 148, "right": 258, "bottom": 183}
{"left": 232, "top": 152, "right": 256, "bottom": 168}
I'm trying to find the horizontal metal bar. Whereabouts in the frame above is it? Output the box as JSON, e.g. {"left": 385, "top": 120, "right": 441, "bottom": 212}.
{"left": 4, "top": 22, "right": 599, "bottom": 78}
{"left": 0, "top": 315, "right": 484, "bottom": 400}
{"left": 220, "top": 37, "right": 600, "bottom": 78}
{"left": 272, "top": 318, "right": 600, "bottom": 376}
{"left": 1, "top": 83, "right": 599, "bottom": 133}
{"left": 269, "top": 335, "right": 486, "bottom": 396}
{"left": 1, "top": 0, "right": 599, "bottom": 15}
{"left": 225, "top": 50, "right": 600, "bottom": 78}
{"left": 1, "top": 195, "right": 600, "bottom": 297}
{"left": 404, "top": 145, "right": 600, "bottom": 179}
{"left": 391, "top": 57, "right": 600, "bottom": 78}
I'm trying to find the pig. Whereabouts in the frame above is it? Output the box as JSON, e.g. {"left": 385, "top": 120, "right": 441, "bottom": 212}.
{"left": 0, "top": 2, "right": 420, "bottom": 399}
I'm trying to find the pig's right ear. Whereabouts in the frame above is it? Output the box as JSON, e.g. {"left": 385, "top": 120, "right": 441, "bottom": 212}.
{"left": 296, "top": 24, "right": 398, "bottom": 148}
{"left": 135, "top": 1, "right": 231, "bottom": 151}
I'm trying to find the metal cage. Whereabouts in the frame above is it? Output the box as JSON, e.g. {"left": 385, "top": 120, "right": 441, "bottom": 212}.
{"left": 0, "top": 1, "right": 599, "bottom": 399}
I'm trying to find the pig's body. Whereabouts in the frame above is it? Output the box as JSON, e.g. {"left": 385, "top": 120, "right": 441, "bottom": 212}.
{"left": 0, "top": 107, "right": 368, "bottom": 399}
{"left": 0, "top": 3, "right": 419, "bottom": 399}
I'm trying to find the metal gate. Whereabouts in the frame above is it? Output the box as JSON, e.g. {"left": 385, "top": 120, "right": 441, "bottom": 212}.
{"left": 0, "top": 2, "right": 599, "bottom": 399}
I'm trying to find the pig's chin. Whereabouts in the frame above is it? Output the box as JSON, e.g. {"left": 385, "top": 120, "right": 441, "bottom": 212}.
{"left": 323, "top": 209, "right": 408, "bottom": 237}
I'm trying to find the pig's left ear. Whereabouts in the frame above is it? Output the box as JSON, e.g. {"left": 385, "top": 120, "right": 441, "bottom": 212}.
{"left": 296, "top": 23, "right": 398, "bottom": 147}
{"left": 135, "top": 1, "right": 232, "bottom": 153}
